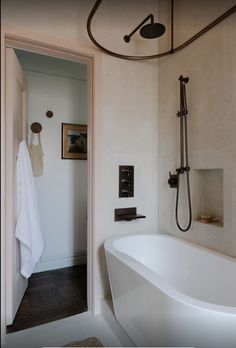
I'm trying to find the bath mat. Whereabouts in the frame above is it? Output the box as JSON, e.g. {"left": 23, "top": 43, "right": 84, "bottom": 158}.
{"left": 63, "top": 337, "right": 104, "bottom": 347}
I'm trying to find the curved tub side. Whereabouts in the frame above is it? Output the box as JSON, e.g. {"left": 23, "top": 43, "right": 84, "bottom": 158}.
{"left": 104, "top": 234, "right": 236, "bottom": 348}
{"left": 105, "top": 233, "right": 236, "bottom": 312}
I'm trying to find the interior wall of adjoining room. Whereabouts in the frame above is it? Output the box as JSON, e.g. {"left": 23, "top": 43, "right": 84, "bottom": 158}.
{"left": 16, "top": 51, "right": 88, "bottom": 271}
{"left": 157, "top": 0, "right": 236, "bottom": 257}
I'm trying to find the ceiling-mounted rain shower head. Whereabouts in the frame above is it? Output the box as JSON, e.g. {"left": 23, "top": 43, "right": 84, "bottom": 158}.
{"left": 140, "top": 22, "right": 166, "bottom": 39}
{"left": 124, "top": 14, "right": 165, "bottom": 43}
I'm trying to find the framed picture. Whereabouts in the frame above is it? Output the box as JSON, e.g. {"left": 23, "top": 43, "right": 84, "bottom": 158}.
{"left": 61, "top": 123, "right": 87, "bottom": 160}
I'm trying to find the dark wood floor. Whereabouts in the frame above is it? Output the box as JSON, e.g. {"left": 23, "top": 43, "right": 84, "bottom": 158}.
{"left": 7, "top": 265, "right": 87, "bottom": 333}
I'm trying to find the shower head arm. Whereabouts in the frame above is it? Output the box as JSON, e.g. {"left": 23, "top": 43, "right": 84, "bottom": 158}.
{"left": 86, "top": 0, "right": 172, "bottom": 60}
{"left": 87, "top": 0, "right": 236, "bottom": 61}
{"left": 124, "top": 14, "right": 154, "bottom": 43}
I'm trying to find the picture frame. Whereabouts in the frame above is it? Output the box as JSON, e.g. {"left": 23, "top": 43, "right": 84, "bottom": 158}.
{"left": 61, "top": 123, "right": 87, "bottom": 160}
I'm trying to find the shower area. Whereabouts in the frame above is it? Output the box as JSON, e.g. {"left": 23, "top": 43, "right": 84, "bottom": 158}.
{"left": 6, "top": 49, "right": 88, "bottom": 332}
{"left": 93, "top": 1, "right": 236, "bottom": 346}
{"left": 87, "top": 0, "right": 234, "bottom": 246}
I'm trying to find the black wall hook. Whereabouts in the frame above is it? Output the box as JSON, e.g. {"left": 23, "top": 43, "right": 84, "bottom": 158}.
{"left": 31, "top": 122, "right": 42, "bottom": 134}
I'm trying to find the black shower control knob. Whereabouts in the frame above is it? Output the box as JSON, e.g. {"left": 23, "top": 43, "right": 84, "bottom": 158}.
{"left": 121, "top": 169, "right": 131, "bottom": 175}
{"left": 168, "top": 172, "right": 178, "bottom": 188}
{"left": 119, "top": 165, "right": 134, "bottom": 198}
{"left": 122, "top": 179, "right": 130, "bottom": 184}
{"left": 168, "top": 177, "right": 175, "bottom": 185}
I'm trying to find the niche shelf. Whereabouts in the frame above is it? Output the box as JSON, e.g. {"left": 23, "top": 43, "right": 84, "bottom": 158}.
{"left": 192, "top": 169, "right": 223, "bottom": 228}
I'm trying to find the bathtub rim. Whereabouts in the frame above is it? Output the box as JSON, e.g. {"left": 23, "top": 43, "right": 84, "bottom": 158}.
{"left": 104, "top": 232, "right": 236, "bottom": 316}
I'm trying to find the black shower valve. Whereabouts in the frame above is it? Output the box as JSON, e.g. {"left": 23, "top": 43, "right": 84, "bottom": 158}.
{"left": 168, "top": 171, "right": 178, "bottom": 188}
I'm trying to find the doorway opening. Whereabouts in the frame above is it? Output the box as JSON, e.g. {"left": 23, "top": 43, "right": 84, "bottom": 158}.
{"left": 5, "top": 48, "right": 92, "bottom": 333}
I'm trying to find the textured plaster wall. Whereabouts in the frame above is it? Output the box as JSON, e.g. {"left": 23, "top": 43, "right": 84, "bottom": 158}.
{"left": 2, "top": 0, "right": 158, "bottom": 310}
{"left": 157, "top": 0, "right": 236, "bottom": 257}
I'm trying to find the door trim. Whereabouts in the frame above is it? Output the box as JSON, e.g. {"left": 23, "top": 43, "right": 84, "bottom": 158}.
{"left": 5, "top": 48, "right": 28, "bottom": 325}
{"left": 1, "top": 32, "right": 96, "bottom": 344}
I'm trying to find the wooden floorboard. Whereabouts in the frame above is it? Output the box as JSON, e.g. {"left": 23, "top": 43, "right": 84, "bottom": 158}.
{"left": 7, "top": 265, "right": 87, "bottom": 333}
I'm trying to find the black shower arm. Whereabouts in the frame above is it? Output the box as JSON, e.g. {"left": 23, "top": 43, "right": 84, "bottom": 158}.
{"left": 87, "top": 0, "right": 236, "bottom": 61}
{"left": 86, "top": 0, "right": 164, "bottom": 60}
{"left": 124, "top": 14, "right": 154, "bottom": 43}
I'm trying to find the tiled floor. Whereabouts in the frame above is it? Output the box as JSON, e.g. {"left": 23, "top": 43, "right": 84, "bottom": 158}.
{"left": 7, "top": 265, "right": 87, "bottom": 333}
{"left": 6, "top": 311, "right": 124, "bottom": 348}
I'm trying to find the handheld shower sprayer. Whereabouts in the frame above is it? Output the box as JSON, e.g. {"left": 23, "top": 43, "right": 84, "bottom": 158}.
{"left": 168, "top": 75, "right": 192, "bottom": 232}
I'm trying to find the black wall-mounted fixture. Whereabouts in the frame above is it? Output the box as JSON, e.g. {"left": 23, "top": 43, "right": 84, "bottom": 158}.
{"left": 168, "top": 75, "right": 192, "bottom": 232}
{"left": 87, "top": 0, "right": 236, "bottom": 61}
{"left": 119, "top": 165, "right": 134, "bottom": 197}
{"left": 46, "top": 110, "right": 53, "bottom": 118}
{"left": 114, "top": 207, "right": 146, "bottom": 221}
{"left": 31, "top": 122, "right": 42, "bottom": 134}
{"left": 124, "top": 14, "right": 165, "bottom": 43}
{"left": 168, "top": 172, "right": 178, "bottom": 188}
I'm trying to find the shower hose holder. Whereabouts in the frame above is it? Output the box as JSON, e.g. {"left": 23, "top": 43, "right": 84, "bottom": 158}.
{"left": 168, "top": 165, "right": 190, "bottom": 188}
{"left": 176, "top": 166, "right": 190, "bottom": 174}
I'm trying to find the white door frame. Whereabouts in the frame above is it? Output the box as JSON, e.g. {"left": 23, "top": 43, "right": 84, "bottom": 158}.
{"left": 1, "top": 32, "right": 96, "bottom": 345}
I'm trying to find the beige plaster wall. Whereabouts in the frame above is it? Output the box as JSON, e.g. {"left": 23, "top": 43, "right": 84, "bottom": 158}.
{"left": 157, "top": 0, "right": 236, "bottom": 257}
{"left": 1, "top": 0, "right": 158, "bottom": 313}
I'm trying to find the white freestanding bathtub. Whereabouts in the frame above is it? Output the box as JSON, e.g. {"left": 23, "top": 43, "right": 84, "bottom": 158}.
{"left": 104, "top": 233, "right": 236, "bottom": 348}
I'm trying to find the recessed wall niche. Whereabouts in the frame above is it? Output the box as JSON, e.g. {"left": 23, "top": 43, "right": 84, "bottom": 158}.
{"left": 192, "top": 169, "right": 223, "bottom": 227}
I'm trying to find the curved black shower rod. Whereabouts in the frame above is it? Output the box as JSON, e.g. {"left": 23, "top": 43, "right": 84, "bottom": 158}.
{"left": 87, "top": 0, "right": 236, "bottom": 60}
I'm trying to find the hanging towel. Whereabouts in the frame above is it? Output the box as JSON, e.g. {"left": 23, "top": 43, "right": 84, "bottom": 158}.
{"left": 15, "top": 140, "right": 44, "bottom": 278}
{"left": 29, "top": 132, "right": 44, "bottom": 177}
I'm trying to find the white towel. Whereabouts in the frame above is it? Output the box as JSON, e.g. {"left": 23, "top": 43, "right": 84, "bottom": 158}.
{"left": 15, "top": 140, "right": 44, "bottom": 278}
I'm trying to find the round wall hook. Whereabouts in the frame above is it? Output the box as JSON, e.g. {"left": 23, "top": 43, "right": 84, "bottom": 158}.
{"left": 46, "top": 110, "right": 53, "bottom": 118}
{"left": 31, "top": 122, "right": 42, "bottom": 134}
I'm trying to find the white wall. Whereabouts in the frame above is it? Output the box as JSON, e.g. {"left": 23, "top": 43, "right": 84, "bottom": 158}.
{"left": 157, "top": 0, "right": 236, "bottom": 257}
{"left": 25, "top": 68, "right": 88, "bottom": 271}
{"left": 2, "top": 0, "right": 158, "bottom": 311}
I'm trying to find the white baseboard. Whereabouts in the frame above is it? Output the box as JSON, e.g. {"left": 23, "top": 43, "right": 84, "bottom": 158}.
{"left": 33, "top": 251, "right": 87, "bottom": 273}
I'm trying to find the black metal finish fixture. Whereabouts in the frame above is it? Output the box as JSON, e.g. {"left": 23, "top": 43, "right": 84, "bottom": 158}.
{"left": 124, "top": 14, "right": 165, "bottom": 43}
{"left": 168, "top": 172, "right": 178, "bottom": 188}
{"left": 140, "top": 22, "right": 165, "bottom": 39}
{"left": 168, "top": 75, "right": 192, "bottom": 232}
{"left": 87, "top": 0, "right": 236, "bottom": 61}
{"left": 119, "top": 165, "right": 134, "bottom": 197}
{"left": 46, "top": 110, "right": 53, "bottom": 118}
{"left": 114, "top": 207, "right": 146, "bottom": 221}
